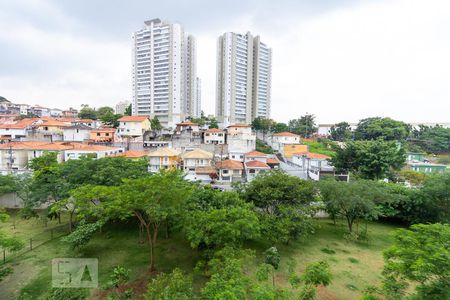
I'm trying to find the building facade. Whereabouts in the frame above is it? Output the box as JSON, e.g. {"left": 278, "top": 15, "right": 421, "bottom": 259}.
{"left": 131, "top": 19, "right": 197, "bottom": 128}
{"left": 216, "top": 32, "right": 272, "bottom": 126}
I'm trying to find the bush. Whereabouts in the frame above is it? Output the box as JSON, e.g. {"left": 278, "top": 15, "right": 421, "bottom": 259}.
{"left": 44, "top": 288, "right": 88, "bottom": 300}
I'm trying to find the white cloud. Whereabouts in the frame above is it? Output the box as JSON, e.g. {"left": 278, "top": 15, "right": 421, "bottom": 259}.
{"left": 0, "top": 0, "right": 449, "bottom": 124}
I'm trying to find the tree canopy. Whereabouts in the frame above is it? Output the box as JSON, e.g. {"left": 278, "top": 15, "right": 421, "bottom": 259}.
{"left": 288, "top": 114, "right": 318, "bottom": 138}
{"left": 354, "top": 117, "right": 410, "bottom": 141}
{"left": 331, "top": 139, "right": 406, "bottom": 180}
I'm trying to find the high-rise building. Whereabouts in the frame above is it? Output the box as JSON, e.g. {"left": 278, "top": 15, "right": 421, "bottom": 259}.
{"left": 115, "top": 100, "right": 130, "bottom": 115}
{"left": 215, "top": 32, "right": 272, "bottom": 126}
{"left": 131, "top": 19, "right": 197, "bottom": 128}
{"left": 195, "top": 77, "right": 201, "bottom": 117}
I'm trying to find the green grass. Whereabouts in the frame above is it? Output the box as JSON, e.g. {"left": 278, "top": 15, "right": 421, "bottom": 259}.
{"left": 302, "top": 141, "right": 336, "bottom": 157}
{"left": 1, "top": 216, "right": 399, "bottom": 300}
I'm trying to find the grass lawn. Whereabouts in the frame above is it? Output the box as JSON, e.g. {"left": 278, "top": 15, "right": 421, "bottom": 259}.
{"left": 1, "top": 215, "right": 399, "bottom": 300}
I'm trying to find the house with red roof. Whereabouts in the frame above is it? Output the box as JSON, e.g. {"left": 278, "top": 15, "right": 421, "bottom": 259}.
{"left": 216, "top": 159, "right": 244, "bottom": 183}
{"left": 270, "top": 132, "right": 301, "bottom": 151}
{"left": 292, "top": 152, "right": 334, "bottom": 181}
{"left": 116, "top": 116, "right": 151, "bottom": 142}
{"left": 204, "top": 128, "right": 225, "bottom": 145}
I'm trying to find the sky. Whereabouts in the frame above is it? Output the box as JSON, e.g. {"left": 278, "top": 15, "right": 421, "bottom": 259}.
{"left": 0, "top": 0, "right": 449, "bottom": 124}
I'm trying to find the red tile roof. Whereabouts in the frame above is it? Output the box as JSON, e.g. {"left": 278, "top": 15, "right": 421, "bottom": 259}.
{"left": 216, "top": 159, "right": 244, "bottom": 170}
{"left": 120, "top": 150, "right": 147, "bottom": 158}
{"left": 118, "top": 116, "right": 149, "bottom": 122}
{"left": 245, "top": 160, "right": 270, "bottom": 168}
{"left": 206, "top": 128, "right": 224, "bottom": 133}
{"left": 245, "top": 150, "right": 267, "bottom": 157}
{"left": 176, "top": 120, "right": 198, "bottom": 126}
{"left": 227, "top": 123, "right": 250, "bottom": 128}
{"left": 91, "top": 127, "right": 116, "bottom": 133}
{"left": 267, "top": 157, "right": 280, "bottom": 164}
{"left": 272, "top": 132, "right": 299, "bottom": 137}
{"left": 0, "top": 118, "right": 38, "bottom": 129}
{"left": 295, "top": 152, "right": 331, "bottom": 160}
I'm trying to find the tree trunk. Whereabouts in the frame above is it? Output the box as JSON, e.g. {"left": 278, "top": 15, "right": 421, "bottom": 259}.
{"left": 165, "top": 220, "right": 169, "bottom": 239}
{"left": 58, "top": 212, "right": 61, "bottom": 224}
{"left": 144, "top": 225, "right": 155, "bottom": 272}
{"left": 69, "top": 210, "right": 75, "bottom": 232}
{"left": 346, "top": 216, "right": 353, "bottom": 233}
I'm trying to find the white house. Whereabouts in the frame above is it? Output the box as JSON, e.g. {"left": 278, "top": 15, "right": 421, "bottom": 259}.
{"left": 270, "top": 132, "right": 300, "bottom": 151}
{"left": 244, "top": 160, "right": 270, "bottom": 181}
{"left": 64, "top": 144, "right": 124, "bottom": 160}
{"left": 292, "top": 152, "right": 334, "bottom": 181}
{"left": 117, "top": 116, "right": 151, "bottom": 140}
{"left": 227, "top": 124, "right": 256, "bottom": 159}
{"left": 204, "top": 128, "right": 225, "bottom": 145}
{"left": 50, "top": 108, "right": 63, "bottom": 117}
{"left": 0, "top": 118, "right": 37, "bottom": 139}
{"left": 63, "top": 124, "right": 92, "bottom": 142}
{"left": 175, "top": 121, "right": 200, "bottom": 133}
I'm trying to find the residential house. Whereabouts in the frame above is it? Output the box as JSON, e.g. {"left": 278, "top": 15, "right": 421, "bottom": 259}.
{"left": 36, "top": 119, "right": 71, "bottom": 133}
{"left": 64, "top": 144, "right": 124, "bottom": 160}
{"left": 116, "top": 116, "right": 151, "bottom": 142}
{"left": 406, "top": 152, "right": 426, "bottom": 162}
{"left": 30, "top": 105, "right": 51, "bottom": 117}
{"left": 50, "top": 108, "right": 63, "bottom": 117}
{"left": 227, "top": 124, "right": 256, "bottom": 160}
{"left": 0, "top": 141, "right": 72, "bottom": 173}
{"left": 119, "top": 150, "right": 148, "bottom": 159}
{"left": 270, "top": 132, "right": 300, "bottom": 151}
{"left": 0, "top": 118, "right": 38, "bottom": 139}
{"left": 244, "top": 160, "right": 270, "bottom": 181}
{"left": 216, "top": 159, "right": 244, "bottom": 183}
{"left": 181, "top": 148, "right": 213, "bottom": 171}
{"left": 62, "top": 108, "right": 78, "bottom": 118}
{"left": 73, "top": 119, "right": 97, "bottom": 128}
{"left": 192, "top": 167, "right": 217, "bottom": 184}
{"left": 63, "top": 124, "right": 92, "bottom": 142}
{"left": 148, "top": 148, "right": 180, "bottom": 172}
{"left": 292, "top": 152, "right": 334, "bottom": 181}
{"left": 407, "top": 163, "right": 447, "bottom": 174}
{"left": 204, "top": 128, "right": 225, "bottom": 145}
{"left": 90, "top": 127, "right": 115, "bottom": 143}
{"left": 282, "top": 144, "right": 309, "bottom": 160}
{"left": 175, "top": 121, "right": 200, "bottom": 133}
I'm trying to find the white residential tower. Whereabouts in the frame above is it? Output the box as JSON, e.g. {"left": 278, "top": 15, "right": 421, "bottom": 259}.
{"left": 215, "top": 32, "right": 272, "bottom": 126}
{"left": 132, "top": 19, "right": 198, "bottom": 128}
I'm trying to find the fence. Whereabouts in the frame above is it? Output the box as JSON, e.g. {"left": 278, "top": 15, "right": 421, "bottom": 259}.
{"left": 1, "top": 223, "right": 70, "bottom": 264}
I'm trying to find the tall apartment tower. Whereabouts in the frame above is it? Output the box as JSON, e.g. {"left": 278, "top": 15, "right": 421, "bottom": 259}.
{"left": 215, "top": 32, "right": 272, "bottom": 126}
{"left": 132, "top": 19, "right": 197, "bottom": 128}
{"left": 195, "top": 77, "right": 202, "bottom": 117}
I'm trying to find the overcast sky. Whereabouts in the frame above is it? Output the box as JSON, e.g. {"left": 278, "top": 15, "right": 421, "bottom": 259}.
{"left": 0, "top": 0, "right": 449, "bottom": 123}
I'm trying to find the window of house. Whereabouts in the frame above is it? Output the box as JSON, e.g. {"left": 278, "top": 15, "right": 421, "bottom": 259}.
{"left": 249, "top": 169, "right": 255, "bottom": 174}
{"left": 97, "top": 133, "right": 100, "bottom": 136}
{"left": 106, "top": 133, "right": 109, "bottom": 136}
{"left": 223, "top": 170, "right": 229, "bottom": 174}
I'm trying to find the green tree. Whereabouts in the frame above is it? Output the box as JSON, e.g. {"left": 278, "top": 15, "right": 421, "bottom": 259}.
{"left": 318, "top": 180, "right": 397, "bottom": 233}
{"left": 78, "top": 105, "right": 97, "bottom": 120}
{"left": 0, "top": 175, "right": 17, "bottom": 195}
{"left": 151, "top": 117, "right": 163, "bottom": 131}
{"left": 146, "top": 268, "right": 194, "bottom": 300}
{"left": 61, "top": 220, "right": 103, "bottom": 249}
{"left": 382, "top": 224, "right": 450, "bottom": 300}
{"left": 410, "top": 125, "right": 450, "bottom": 153}
{"left": 331, "top": 139, "right": 406, "bottom": 180}
{"left": 124, "top": 104, "right": 132, "bottom": 116}
{"left": 96, "top": 106, "right": 115, "bottom": 119}
{"left": 0, "top": 209, "right": 24, "bottom": 252}
{"left": 299, "top": 261, "right": 332, "bottom": 300}
{"left": 208, "top": 118, "right": 219, "bottom": 129}
{"left": 73, "top": 171, "right": 191, "bottom": 271}
{"left": 330, "top": 122, "right": 352, "bottom": 141}
{"left": 288, "top": 114, "right": 318, "bottom": 138}
{"left": 354, "top": 117, "right": 410, "bottom": 141}
{"left": 100, "top": 111, "right": 122, "bottom": 128}
{"left": 183, "top": 187, "right": 260, "bottom": 251}
{"left": 252, "top": 117, "right": 274, "bottom": 137}
{"left": 272, "top": 122, "right": 289, "bottom": 133}
{"left": 403, "top": 173, "right": 450, "bottom": 224}
{"left": 241, "top": 171, "right": 317, "bottom": 244}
